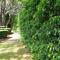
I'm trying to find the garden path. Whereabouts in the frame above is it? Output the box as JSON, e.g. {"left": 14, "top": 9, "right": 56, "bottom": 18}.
{"left": 0, "top": 32, "right": 32, "bottom": 60}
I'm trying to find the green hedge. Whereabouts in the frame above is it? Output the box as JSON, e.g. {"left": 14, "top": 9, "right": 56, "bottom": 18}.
{"left": 19, "top": 0, "right": 60, "bottom": 60}
{"left": 0, "top": 30, "right": 8, "bottom": 38}
{"left": 0, "top": 28, "right": 10, "bottom": 38}
{"left": 20, "top": 15, "right": 60, "bottom": 60}
{"left": 32, "top": 16, "right": 60, "bottom": 60}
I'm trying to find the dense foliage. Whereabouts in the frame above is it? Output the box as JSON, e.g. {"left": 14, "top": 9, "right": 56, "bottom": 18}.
{"left": 19, "top": 0, "right": 60, "bottom": 60}
{"left": 0, "top": 26, "right": 10, "bottom": 38}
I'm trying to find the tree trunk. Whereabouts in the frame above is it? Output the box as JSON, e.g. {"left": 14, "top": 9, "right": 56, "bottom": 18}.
{"left": 1, "top": 0, "right": 6, "bottom": 26}
{"left": 0, "top": 14, "right": 2, "bottom": 26}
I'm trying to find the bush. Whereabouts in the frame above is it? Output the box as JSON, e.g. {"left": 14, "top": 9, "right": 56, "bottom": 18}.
{"left": 31, "top": 16, "right": 60, "bottom": 60}
{"left": 38, "top": 16, "right": 60, "bottom": 44}
{"left": 0, "top": 27, "right": 10, "bottom": 38}
{"left": 19, "top": 0, "right": 60, "bottom": 60}
{"left": 19, "top": 0, "right": 48, "bottom": 43}
{"left": 20, "top": 15, "right": 60, "bottom": 60}
{"left": 0, "top": 30, "right": 8, "bottom": 38}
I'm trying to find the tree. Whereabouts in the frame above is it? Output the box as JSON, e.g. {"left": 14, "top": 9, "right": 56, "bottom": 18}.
{"left": 0, "top": 0, "right": 22, "bottom": 26}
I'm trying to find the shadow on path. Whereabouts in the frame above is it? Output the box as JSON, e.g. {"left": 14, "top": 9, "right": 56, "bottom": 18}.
{"left": 0, "top": 32, "right": 32, "bottom": 60}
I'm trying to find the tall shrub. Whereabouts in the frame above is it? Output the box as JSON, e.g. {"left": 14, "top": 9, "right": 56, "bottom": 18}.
{"left": 19, "top": 0, "right": 60, "bottom": 60}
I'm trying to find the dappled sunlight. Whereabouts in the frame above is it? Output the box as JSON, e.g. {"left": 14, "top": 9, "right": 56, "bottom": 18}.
{"left": 0, "top": 33, "right": 32, "bottom": 60}
{"left": 0, "top": 43, "right": 31, "bottom": 60}
{"left": 21, "top": 54, "right": 32, "bottom": 60}
{"left": 0, "top": 32, "right": 20, "bottom": 44}
{"left": 0, "top": 45, "right": 20, "bottom": 53}
{"left": 8, "top": 33, "right": 20, "bottom": 40}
